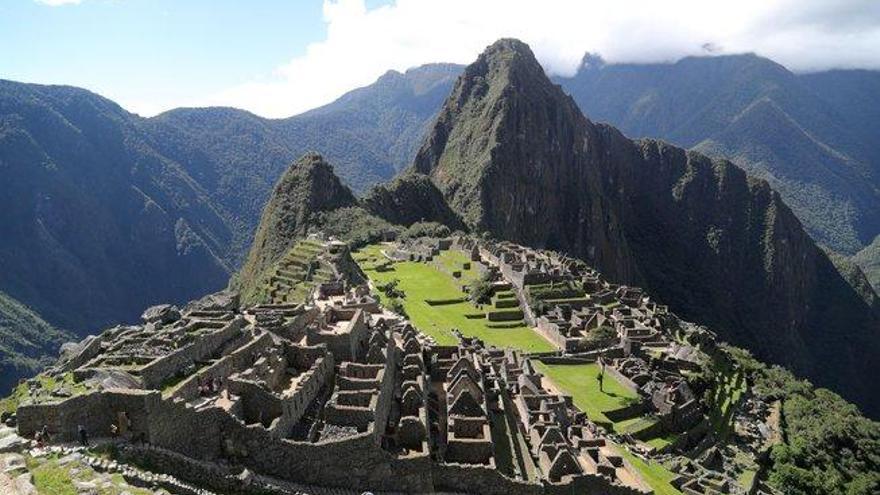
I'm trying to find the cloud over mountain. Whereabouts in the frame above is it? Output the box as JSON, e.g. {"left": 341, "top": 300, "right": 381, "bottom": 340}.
{"left": 205, "top": 0, "right": 880, "bottom": 117}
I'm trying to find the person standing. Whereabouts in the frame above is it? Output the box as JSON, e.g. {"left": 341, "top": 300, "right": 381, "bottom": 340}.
{"left": 78, "top": 424, "right": 89, "bottom": 446}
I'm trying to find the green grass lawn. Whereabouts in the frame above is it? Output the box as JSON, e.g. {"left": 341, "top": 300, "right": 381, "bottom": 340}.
{"left": 533, "top": 362, "right": 681, "bottom": 494}
{"left": 533, "top": 362, "right": 640, "bottom": 426}
{"left": 435, "top": 249, "right": 480, "bottom": 283}
{"left": 355, "top": 246, "right": 553, "bottom": 352}
{"left": 535, "top": 362, "right": 678, "bottom": 450}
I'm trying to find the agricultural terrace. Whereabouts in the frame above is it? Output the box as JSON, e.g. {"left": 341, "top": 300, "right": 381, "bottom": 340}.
{"left": 706, "top": 357, "right": 747, "bottom": 440}
{"left": 353, "top": 244, "right": 554, "bottom": 352}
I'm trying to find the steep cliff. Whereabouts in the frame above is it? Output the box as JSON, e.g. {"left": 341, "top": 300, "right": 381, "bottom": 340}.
{"left": 411, "top": 39, "right": 880, "bottom": 416}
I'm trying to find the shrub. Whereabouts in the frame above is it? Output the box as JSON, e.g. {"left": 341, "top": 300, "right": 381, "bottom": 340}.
{"left": 387, "top": 297, "right": 408, "bottom": 318}
{"left": 400, "top": 221, "right": 451, "bottom": 240}
{"left": 468, "top": 273, "right": 494, "bottom": 304}
{"left": 377, "top": 279, "right": 405, "bottom": 299}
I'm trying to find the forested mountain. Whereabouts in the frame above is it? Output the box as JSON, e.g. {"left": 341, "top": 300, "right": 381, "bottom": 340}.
{"left": 0, "top": 64, "right": 457, "bottom": 348}
{"left": 0, "top": 80, "right": 232, "bottom": 334}
{"left": 397, "top": 39, "right": 880, "bottom": 417}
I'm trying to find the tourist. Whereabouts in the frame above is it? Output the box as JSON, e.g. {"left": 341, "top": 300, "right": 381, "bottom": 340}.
{"left": 122, "top": 412, "right": 132, "bottom": 436}
{"left": 78, "top": 424, "right": 89, "bottom": 446}
{"left": 598, "top": 369, "right": 604, "bottom": 392}
{"left": 41, "top": 424, "right": 50, "bottom": 443}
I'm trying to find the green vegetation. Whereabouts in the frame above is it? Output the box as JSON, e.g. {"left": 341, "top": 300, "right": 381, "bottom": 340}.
{"left": 580, "top": 325, "right": 617, "bottom": 345}
{"left": 703, "top": 355, "right": 747, "bottom": 440}
{"left": 355, "top": 246, "right": 552, "bottom": 351}
{"left": 526, "top": 281, "right": 585, "bottom": 300}
{"left": 0, "top": 290, "right": 72, "bottom": 395}
{"left": 436, "top": 249, "right": 479, "bottom": 283}
{"left": 728, "top": 346, "right": 880, "bottom": 495}
{"left": 26, "top": 454, "right": 153, "bottom": 495}
{"left": 534, "top": 361, "right": 676, "bottom": 450}
{"left": 525, "top": 281, "right": 586, "bottom": 316}
{"left": 400, "top": 221, "right": 451, "bottom": 240}
{"left": 314, "top": 206, "right": 401, "bottom": 249}
{"left": 1, "top": 372, "right": 89, "bottom": 414}
{"left": 533, "top": 362, "right": 639, "bottom": 427}
{"left": 468, "top": 275, "right": 494, "bottom": 305}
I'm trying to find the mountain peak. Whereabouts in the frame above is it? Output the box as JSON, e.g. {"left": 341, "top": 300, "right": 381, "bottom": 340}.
{"left": 236, "top": 152, "right": 356, "bottom": 299}
{"left": 467, "top": 38, "right": 547, "bottom": 86}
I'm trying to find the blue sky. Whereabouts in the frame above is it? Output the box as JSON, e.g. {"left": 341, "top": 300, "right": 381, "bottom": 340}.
{"left": 2, "top": 0, "right": 878, "bottom": 117}
{"left": 0, "top": 0, "right": 390, "bottom": 115}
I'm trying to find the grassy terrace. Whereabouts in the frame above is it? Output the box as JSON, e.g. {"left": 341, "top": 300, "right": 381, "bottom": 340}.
{"left": 1, "top": 372, "right": 91, "bottom": 414}
{"left": 533, "top": 362, "right": 640, "bottom": 426}
{"left": 435, "top": 249, "right": 480, "bottom": 283}
{"left": 707, "top": 357, "right": 747, "bottom": 440}
{"left": 613, "top": 444, "right": 683, "bottom": 495}
{"left": 534, "top": 362, "right": 682, "bottom": 494}
{"left": 24, "top": 454, "right": 154, "bottom": 495}
{"left": 353, "top": 245, "right": 553, "bottom": 352}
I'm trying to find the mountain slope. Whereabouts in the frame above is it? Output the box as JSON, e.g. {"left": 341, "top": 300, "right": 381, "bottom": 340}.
{"left": 554, "top": 55, "right": 880, "bottom": 254}
{"left": 411, "top": 39, "right": 880, "bottom": 417}
{"left": 0, "top": 290, "right": 71, "bottom": 393}
{"left": 142, "top": 63, "right": 460, "bottom": 266}
{"left": 0, "top": 80, "right": 231, "bottom": 333}
{"left": 854, "top": 235, "right": 880, "bottom": 291}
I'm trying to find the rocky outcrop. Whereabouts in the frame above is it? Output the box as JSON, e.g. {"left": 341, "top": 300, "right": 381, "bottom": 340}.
{"left": 183, "top": 290, "right": 240, "bottom": 313}
{"left": 408, "top": 38, "right": 880, "bottom": 417}
{"left": 141, "top": 304, "right": 181, "bottom": 325}
{"left": 363, "top": 171, "right": 465, "bottom": 229}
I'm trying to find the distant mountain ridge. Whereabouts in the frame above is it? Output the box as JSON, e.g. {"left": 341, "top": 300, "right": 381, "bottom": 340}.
{"left": 554, "top": 53, "right": 880, "bottom": 255}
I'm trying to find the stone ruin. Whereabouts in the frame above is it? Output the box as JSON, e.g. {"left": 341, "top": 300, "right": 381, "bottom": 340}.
{"left": 9, "top": 235, "right": 761, "bottom": 494}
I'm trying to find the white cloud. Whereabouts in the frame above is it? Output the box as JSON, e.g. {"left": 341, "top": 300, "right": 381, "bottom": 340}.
{"left": 34, "top": 0, "right": 82, "bottom": 6}
{"left": 201, "top": 0, "right": 880, "bottom": 118}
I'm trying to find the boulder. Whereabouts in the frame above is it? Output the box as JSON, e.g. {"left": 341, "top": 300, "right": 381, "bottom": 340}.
{"left": 141, "top": 305, "right": 180, "bottom": 325}
{"left": 0, "top": 434, "right": 27, "bottom": 454}
{"left": 84, "top": 370, "right": 141, "bottom": 390}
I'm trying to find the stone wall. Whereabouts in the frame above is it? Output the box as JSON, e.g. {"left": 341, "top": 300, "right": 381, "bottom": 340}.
{"left": 432, "top": 462, "right": 542, "bottom": 495}
{"left": 169, "top": 331, "right": 274, "bottom": 401}
{"left": 18, "top": 389, "right": 160, "bottom": 442}
{"left": 61, "top": 334, "right": 107, "bottom": 372}
{"left": 139, "top": 317, "right": 244, "bottom": 389}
